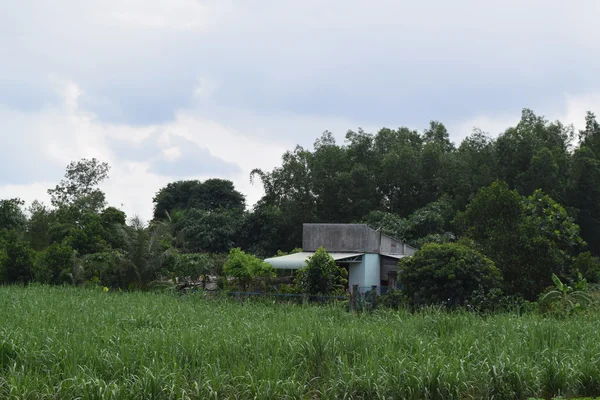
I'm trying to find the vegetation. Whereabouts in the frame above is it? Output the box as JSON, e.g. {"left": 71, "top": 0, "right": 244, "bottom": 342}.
{"left": 0, "top": 286, "right": 600, "bottom": 399}
{"left": 0, "top": 109, "right": 599, "bottom": 305}
{"left": 399, "top": 243, "right": 502, "bottom": 308}
{"left": 294, "top": 247, "right": 348, "bottom": 296}
{"left": 4, "top": 109, "right": 600, "bottom": 398}
{"left": 222, "top": 248, "right": 274, "bottom": 291}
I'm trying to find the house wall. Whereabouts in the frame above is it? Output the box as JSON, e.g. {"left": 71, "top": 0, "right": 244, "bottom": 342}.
{"left": 379, "top": 234, "right": 405, "bottom": 255}
{"left": 303, "top": 224, "right": 380, "bottom": 253}
{"left": 348, "top": 253, "right": 380, "bottom": 293}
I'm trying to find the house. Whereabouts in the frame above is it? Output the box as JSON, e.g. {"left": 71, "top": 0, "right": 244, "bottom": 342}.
{"left": 264, "top": 223, "right": 415, "bottom": 293}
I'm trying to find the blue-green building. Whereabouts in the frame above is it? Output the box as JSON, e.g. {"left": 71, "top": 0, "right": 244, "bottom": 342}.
{"left": 264, "top": 224, "right": 415, "bottom": 293}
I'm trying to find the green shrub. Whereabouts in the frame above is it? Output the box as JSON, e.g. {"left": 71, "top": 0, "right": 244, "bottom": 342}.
{"left": 378, "top": 288, "right": 405, "bottom": 310}
{"left": 223, "top": 248, "right": 274, "bottom": 291}
{"left": 34, "top": 241, "right": 76, "bottom": 284}
{"left": 574, "top": 252, "right": 600, "bottom": 283}
{"left": 294, "top": 247, "right": 348, "bottom": 296}
{"left": 400, "top": 243, "right": 503, "bottom": 308}
{"left": 0, "top": 229, "right": 35, "bottom": 284}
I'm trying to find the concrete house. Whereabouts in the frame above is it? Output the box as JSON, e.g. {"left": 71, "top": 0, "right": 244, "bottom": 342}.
{"left": 264, "top": 223, "right": 416, "bottom": 293}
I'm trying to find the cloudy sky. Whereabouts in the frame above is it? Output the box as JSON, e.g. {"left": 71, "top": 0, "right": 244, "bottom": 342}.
{"left": 2, "top": 0, "right": 600, "bottom": 221}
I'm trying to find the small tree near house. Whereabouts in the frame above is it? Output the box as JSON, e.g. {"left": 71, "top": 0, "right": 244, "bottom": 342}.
{"left": 223, "top": 248, "right": 274, "bottom": 291}
{"left": 295, "top": 247, "right": 348, "bottom": 296}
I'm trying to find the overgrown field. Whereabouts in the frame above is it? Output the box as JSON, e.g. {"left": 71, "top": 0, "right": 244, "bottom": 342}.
{"left": 1, "top": 286, "right": 600, "bottom": 399}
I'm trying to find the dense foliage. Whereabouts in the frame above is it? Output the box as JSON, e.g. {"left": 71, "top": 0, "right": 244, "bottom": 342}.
{"left": 294, "top": 247, "right": 348, "bottom": 296}
{"left": 0, "top": 108, "right": 599, "bottom": 304}
{"left": 400, "top": 243, "right": 502, "bottom": 307}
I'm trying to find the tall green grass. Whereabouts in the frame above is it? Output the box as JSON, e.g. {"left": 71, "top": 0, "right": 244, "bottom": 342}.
{"left": 1, "top": 285, "right": 600, "bottom": 399}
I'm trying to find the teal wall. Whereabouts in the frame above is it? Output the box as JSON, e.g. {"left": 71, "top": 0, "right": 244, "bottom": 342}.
{"left": 348, "top": 254, "right": 380, "bottom": 293}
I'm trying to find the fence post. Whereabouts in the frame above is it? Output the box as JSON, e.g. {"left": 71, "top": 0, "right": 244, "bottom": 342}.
{"left": 371, "top": 285, "right": 378, "bottom": 309}
{"left": 351, "top": 284, "right": 359, "bottom": 312}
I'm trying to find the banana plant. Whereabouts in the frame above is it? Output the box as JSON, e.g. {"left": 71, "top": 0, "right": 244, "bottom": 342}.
{"left": 539, "top": 273, "right": 593, "bottom": 315}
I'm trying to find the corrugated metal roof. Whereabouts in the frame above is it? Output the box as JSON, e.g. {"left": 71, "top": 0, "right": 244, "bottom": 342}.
{"left": 264, "top": 252, "right": 364, "bottom": 269}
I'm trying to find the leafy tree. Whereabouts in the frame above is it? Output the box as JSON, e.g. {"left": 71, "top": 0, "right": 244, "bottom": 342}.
{"left": 48, "top": 158, "right": 110, "bottom": 212}
{"left": 171, "top": 253, "right": 211, "bottom": 285}
{"left": 175, "top": 208, "right": 242, "bottom": 254}
{"left": 0, "top": 198, "right": 26, "bottom": 233}
{"left": 579, "top": 111, "right": 600, "bottom": 155}
{"left": 294, "top": 247, "right": 348, "bottom": 296}
{"left": 25, "top": 201, "right": 55, "bottom": 251}
{"left": 399, "top": 243, "right": 502, "bottom": 307}
{"left": 572, "top": 252, "right": 600, "bottom": 284}
{"left": 34, "top": 242, "right": 76, "bottom": 284}
{"left": 0, "top": 230, "right": 35, "bottom": 284}
{"left": 569, "top": 146, "right": 600, "bottom": 255}
{"left": 240, "top": 203, "right": 287, "bottom": 257}
{"left": 223, "top": 248, "right": 274, "bottom": 291}
{"left": 455, "top": 181, "right": 584, "bottom": 299}
{"left": 153, "top": 179, "right": 245, "bottom": 220}
{"left": 101, "top": 207, "right": 126, "bottom": 226}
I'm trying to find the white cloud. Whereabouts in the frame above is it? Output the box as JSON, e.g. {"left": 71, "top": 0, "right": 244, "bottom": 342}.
{"left": 0, "top": 79, "right": 354, "bottom": 220}
{"left": 4, "top": 0, "right": 600, "bottom": 223}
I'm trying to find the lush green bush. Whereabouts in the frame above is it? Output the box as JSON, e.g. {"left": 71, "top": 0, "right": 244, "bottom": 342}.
{"left": 378, "top": 288, "right": 405, "bottom": 310}
{"left": 294, "top": 247, "right": 348, "bottom": 296}
{"left": 574, "top": 251, "right": 600, "bottom": 283}
{"left": 400, "top": 243, "right": 502, "bottom": 308}
{"left": 0, "top": 229, "right": 35, "bottom": 284}
{"left": 223, "top": 248, "right": 274, "bottom": 291}
{"left": 34, "top": 241, "right": 76, "bottom": 284}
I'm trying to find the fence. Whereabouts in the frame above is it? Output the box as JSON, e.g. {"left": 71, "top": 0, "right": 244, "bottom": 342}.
{"left": 180, "top": 284, "right": 384, "bottom": 311}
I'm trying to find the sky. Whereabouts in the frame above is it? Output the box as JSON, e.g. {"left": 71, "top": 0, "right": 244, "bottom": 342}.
{"left": 2, "top": 0, "right": 600, "bottom": 221}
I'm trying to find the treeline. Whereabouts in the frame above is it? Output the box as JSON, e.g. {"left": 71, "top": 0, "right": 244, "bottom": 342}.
{"left": 1, "top": 108, "right": 600, "bottom": 302}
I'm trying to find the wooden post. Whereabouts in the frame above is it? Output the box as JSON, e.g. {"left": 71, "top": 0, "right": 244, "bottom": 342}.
{"left": 351, "top": 284, "right": 359, "bottom": 311}
{"left": 371, "top": 285, "right": 378, "bottom": 309}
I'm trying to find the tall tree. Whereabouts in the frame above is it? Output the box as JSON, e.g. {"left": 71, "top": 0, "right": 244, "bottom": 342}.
{"left": 48, "top": 158, "right": 110, "bottom": 212}
{"left": 153, "top": 179, "right": 245, "bottom": 220}
{"left": 0, "top": 198, "right": 26, "bottom": 233}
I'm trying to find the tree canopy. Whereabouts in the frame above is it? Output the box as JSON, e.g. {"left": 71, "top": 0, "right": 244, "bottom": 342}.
{"left": 1, "top": 107, "right": 599, "bottom": 303}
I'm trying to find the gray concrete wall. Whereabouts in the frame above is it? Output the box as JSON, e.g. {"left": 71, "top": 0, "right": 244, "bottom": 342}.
{"left": 303, "top": 224, "right": 380, "bottom": 253}
{"left": 379, "top": 234, "right": 405, "bottom": 255}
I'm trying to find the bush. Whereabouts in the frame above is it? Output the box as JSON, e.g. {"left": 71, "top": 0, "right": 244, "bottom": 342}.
{"left": 400, "top": 243, "right": 502, "bottom": 308}
{"left": 573, "top": 252, "right": 600, "bottom": 283}
{"left": 294, "top": 247, "right": 348, "bottom": 296}
{"left": 34, "top": 242, "right": 76, "bottom": 284}
{"left": 223, "top": 248, "right": 274, "bottom": 291}
{"left": 0, "top": 230, "right": 35, "bottom": 284}
{"left": 378, "top": 289, "right": 405, "bottom": 310}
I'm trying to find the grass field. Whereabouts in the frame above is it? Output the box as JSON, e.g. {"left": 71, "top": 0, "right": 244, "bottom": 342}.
{"left": 1, "top": 286, "right": 600, "bottom": 399}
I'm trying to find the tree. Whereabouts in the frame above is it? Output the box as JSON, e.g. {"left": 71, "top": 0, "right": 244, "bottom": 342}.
{"left": 174, "top": 208, "right": 242, "bottom": 254}
{"left": 399, "top": 243, "right": 502, "bottom": 307}
{"left": 0, "top": 230, "right": 35, "bottom": 284}
{"left": 25, "top": 201, "right": 55, "bottom": 251}
{"left": 153, "top": 179, "right": 245, "bottom": 220}
{"left": 223, "top": 248, "right": 274, "bottom": 291}
{"left": 0, "top": 198, "right": 26, "bottom": 233}
{"left": 34, "top": 242, "right": 76, "bottom": 284}
{"left": 294, "top": 247, "right": 348, "bottom": 296}
{"left": 569, "top": 146, "right": 600, "bottom": 255}
{"left": 170, "top": 253, "right": 211, "bottom": 286}
{"left": 455, "top": 181, "right": 585, "bottom": 299}
{"left": 48, "top": 158, "right": 110, "bottom": 212}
